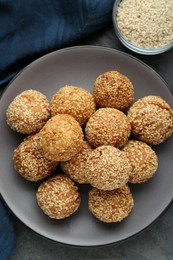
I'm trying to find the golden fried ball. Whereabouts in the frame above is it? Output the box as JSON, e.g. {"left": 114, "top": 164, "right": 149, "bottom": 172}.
{"left": 93, "top": 71, "right": 134, "bottom": 110}
{"left": 127, "top": 95, "right": 173, "bottom": 145}
{"left": 89, "top": 185, "right": 134, "bottom": 223}
{"left": 85, "top": 108, "right": 131, "bottom": 148}
{"left": 38, "top": 114, "right": 84, "bottom": 161}
{"left": 122, "top": 140, "right": 158, "bottom": 183}
{"left": 13, "top": 134, "right": 58, "bottom": 182}
{"left": 50, "top": 85, "right": 96, "bottom": 125}
{"left": 60, "top": 141, "right": 93, "bottom": 184}
{"left": 6, "top": 89, "right": 50, "bottom": 134}
{"left": 36, "top": 174, "right": 81, "bottom": 219}
{"left": 86, "top": 146, "right": 131, "bottom": 190}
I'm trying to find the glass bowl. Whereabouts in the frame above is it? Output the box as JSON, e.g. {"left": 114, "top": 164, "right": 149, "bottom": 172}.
{"left": 112, "top": 0, "right": 173, "bottom": 55}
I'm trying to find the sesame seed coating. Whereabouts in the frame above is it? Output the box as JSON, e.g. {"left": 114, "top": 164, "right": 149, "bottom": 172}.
{"left": 13, "top": 134, "right": 58, "bottom": 182}
{"left": 89, "top": 185, "right": 134, "bottom": 223}
{"left": 127, "top": 95, "right": 173, "bottom": 145}
{"left": 94, "top": 71, "right": 134, "bottom": 110}
{"left": 36, "top": 174, "right": 81, "bottom": 219}
{"left": 50, "top": 85, "right": 96, "bottom": 125}
{"left": 6, "top": 89, "right": 50, "bottom": 134}
{"left": 60, "top": 141, "right": 93, "bottom": 184}
{"left": 85, "top": 108, "right": 131, "bottom": 148}
{"left": 86, "top": 146, "right": 131, "bottom": 190}
{"left": 122, "top": 140, "right": 158, "bottom": 183}
{"left": 38, "top": 114, "right": 84, "bottom": 161}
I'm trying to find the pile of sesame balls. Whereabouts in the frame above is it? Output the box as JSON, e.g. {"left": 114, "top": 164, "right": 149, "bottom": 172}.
{"left": 6, "top": 70, "right": 173, "bottom": 223}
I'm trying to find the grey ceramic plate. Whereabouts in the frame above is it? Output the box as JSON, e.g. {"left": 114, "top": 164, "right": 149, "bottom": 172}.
{"left": 0, "top": 46, "right": 173, "bottom": 247}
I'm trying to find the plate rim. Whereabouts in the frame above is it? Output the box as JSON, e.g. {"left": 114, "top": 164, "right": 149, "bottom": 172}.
{"left": 1, "top": 45, "right": 173, "bottom": 100}
{"left": 0, "top": 45, "right": 173, "bottom": 247}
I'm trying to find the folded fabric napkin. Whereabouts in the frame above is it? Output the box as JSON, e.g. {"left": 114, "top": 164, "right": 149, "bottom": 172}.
{"left": 0, "top": 0, "right": 114, "bottom": 258}
{"left": 0, "top": 0, "right": 114, "bottom": 88}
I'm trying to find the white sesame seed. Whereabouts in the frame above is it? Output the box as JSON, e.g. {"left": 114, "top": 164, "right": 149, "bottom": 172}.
{"left": 116, "top": 0, "right": 173, "bottom": 49}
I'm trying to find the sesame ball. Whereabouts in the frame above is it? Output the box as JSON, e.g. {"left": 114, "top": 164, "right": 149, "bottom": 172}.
{"left": 127, "top": 95, "right": 173, "bottom": 145}
{"left": 13, "top": 134, "right": 58, "bottom": 182}
{"left": 36, "top": 174, "right": 81, "bottom": 219}
{"left": 85, "top": 108, "right": 131, "bottom": 148}
{"left": 122, "top": 140, "right": 158, "bottom": 183}
{"left": 86, "top": 146, "right": 131, "bottom": 190}
{"left": 60, "top": 141, "right": 93, "bottom": 184}
{"left": 50, "top": 85, "right": 96, "bottom": 125}
{"left": 6, "top": 89, "right": 50, "bottom": 134}
{"left": 93, "top": 71, "right": 134, "bottom": 110}
{"left": 38, "top": 114, "right": 84, "bottom": 161}
{"left": 89, "top": 185, "right": 134, "bottom": 223}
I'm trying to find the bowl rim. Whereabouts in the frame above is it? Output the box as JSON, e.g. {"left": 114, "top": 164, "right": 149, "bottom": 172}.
{"left": 112, "top": 0, "right": 173, "bottom": 55}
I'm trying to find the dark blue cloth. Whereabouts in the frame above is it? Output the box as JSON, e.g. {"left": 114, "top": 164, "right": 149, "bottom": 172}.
{"left": 0, "top": 0, "right": 114, "bottom": 88}
{"left": 0, "top": 0, "right": 114, "bottom": 258}
{"left": 0, "top": 200, "right": 16, "bottom": 260}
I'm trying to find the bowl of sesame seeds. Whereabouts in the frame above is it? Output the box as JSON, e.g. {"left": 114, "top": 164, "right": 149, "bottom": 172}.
{"left": 113, "top": 0, "right": 173, "bottom": 55}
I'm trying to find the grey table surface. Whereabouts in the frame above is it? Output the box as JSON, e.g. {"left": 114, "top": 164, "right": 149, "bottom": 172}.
{"left": 3, "top": 25, "right": 173, "bottom": 260}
